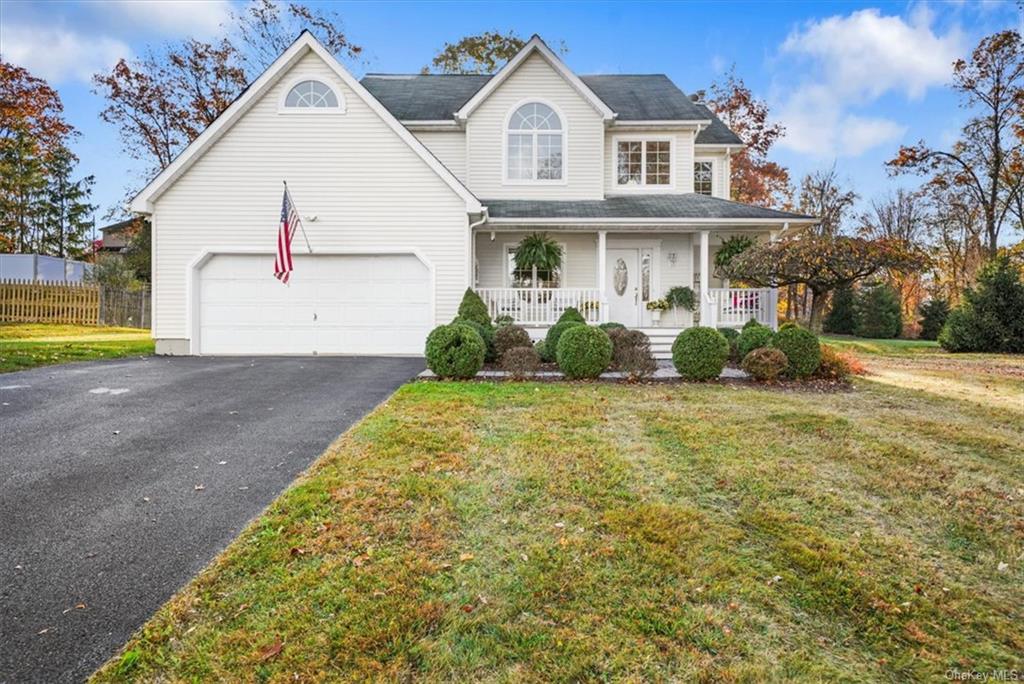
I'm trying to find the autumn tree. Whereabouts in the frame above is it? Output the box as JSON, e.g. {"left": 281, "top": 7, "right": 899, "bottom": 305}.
{"left": 0, "top": 61, "right": 71, "bottom": 155}
{"left": 700, "top": 67, "right": 790, "bottom": 207}
{"left": 924, "top": 183, "right": 986, "bottom": 303}
{"left": 798, "top": 166, "right": 858, "bottom": 237}
{"left": 858, "top": 189, "right": 930, "bottom": 320}
{"left": 888, "top": 30, "right": 1024, "bottom": 255}
{"left": 92, "top": 0, "right": 362, "bottom": 178}
{"left": 720, "top": 236, "right": 926, "bottom": 330}
{"left": 424, "top": 31, "right": 566, "bottom": 74}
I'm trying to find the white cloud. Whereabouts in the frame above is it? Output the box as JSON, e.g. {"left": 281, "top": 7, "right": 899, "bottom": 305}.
{"left": 99, "top": 0, "right": 231, "bottom": 38}
{"left": 774, "top": 7, "right": 964, "bottom": 158}
{"left": 0, "top": 24, "right": 129, "bottom": 83}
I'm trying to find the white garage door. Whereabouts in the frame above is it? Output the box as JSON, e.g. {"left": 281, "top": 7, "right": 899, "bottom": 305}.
{"left": 198, "top": 254, "right": 431, "bottom": 355}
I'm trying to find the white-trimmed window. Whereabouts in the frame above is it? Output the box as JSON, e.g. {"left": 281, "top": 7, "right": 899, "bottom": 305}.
{"left": 615, "top": 138, "right": 672, "bottom": 187}
{"left": 505, "top": 244, "right": 564, "bottom": 288}
{"left": 282, "top": 80, "right": 341, "bottom": 109}
{"left": 694, "top": 160, "right": 714, "bottom": 195}
{"left": 506, "top": 102, "right": 564, "bottom": 182}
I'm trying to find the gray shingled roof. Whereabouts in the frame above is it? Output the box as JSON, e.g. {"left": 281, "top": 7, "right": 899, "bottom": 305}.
{"left": 359, "top": 73, "right": 742, "bottom": 144}
{"left": 483, "top": 194, "right": 813, "bottom": 221}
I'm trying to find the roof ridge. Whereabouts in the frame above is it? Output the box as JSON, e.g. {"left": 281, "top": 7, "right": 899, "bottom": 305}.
{"left": 363, "top": 72, "right": 494, "bottom": 77}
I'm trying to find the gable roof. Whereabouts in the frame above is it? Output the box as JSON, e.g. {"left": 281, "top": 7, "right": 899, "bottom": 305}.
{"left": 131, "top": 32, "right": 482, "bottom": 214}
{"left": 454, "top": 35, "right": 615, "bottom": 121}
{"left": 692, "top": 104, "right": 743, "bottom": 146}
{"left": 360, "top": 74, "right": 491, "bottom": 121}
{"left": 483, "top": 194, "right": 814, "bottom": 224}
{"left": 578, "top": 75, "right": 705, "bottom": 121}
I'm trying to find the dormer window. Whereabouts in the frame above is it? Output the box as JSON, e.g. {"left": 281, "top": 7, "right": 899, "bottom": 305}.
{"left": 282, "top": 80, "right": 342, "bottom": 111}
{"left": 506, "top": 102, "right": 564, "bottom": 182}
{"left": 615, "top": 137, "right": 673, "bottom": 188}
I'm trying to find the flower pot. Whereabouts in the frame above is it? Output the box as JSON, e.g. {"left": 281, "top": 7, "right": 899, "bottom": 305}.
{"left": 651, "top": 309, "right": 662, "bottom": 326}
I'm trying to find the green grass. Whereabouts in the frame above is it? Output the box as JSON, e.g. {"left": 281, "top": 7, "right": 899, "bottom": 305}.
{"left": 0, "top": 323, "right": 153, "bottom": 373}
{"left": 92, "top": 355, "right": 1023, "bottom": 681}
{"left": 820, "top": 334, "right": 941, "bottom": 356}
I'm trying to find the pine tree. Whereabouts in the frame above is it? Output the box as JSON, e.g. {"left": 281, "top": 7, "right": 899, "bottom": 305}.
{"left": 40, "top": 144, "right": 95, "bottom": 258}
{"left": 0, "top": 127, "right": 47, "bottom": 252}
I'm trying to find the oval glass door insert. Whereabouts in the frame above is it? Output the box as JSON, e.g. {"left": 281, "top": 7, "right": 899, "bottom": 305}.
{"left": 613, "top": 258, "right": 628, "bottom": 296}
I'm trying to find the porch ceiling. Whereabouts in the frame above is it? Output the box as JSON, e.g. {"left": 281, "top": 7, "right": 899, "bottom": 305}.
{"left": 482, "top": 194, "right": 815, "bottom": 224}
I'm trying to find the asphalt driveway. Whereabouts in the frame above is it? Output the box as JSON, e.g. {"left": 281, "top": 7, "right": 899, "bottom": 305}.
{"left": 0, "top": 355, "right": 423, "bottom": 683}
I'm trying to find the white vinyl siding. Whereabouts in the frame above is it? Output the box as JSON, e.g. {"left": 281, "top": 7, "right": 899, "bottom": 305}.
{"left": 413, "top": 130, "right": 467, "bottom": 182}
{"left": 151, "top": 52, "right": 468, "bottom": 347}
{"left": 693, "top": 149, "right": 731, "bottom": 198}
{"left": 466, "top": 53, "right": 604, "bottom": 199}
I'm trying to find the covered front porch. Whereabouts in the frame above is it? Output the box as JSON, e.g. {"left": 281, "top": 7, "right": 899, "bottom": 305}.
{"left": 472, "top": 227, "right": 780, "bottom": 331}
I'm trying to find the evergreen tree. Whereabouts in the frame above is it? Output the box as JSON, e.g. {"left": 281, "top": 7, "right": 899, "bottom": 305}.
{"left": 854, "top": 284, "right": 903, "bottom": 339}
{"left": 0, "top": 127, "right": 47, "bottom": 252}
{"left": 939, "top": 255, "right": 1024, "bottom": 353}
{"left": 823, "top": 285, "right": 857, "bottom": 334}
{"left": 918, "top": 298, "right": 950, "bottom": 341}
{"left": 40, "top": 144, "right": 95, "bottom": 258}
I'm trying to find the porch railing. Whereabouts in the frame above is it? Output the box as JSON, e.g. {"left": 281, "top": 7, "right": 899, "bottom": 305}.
{"left": 475, "top": 288, "right": 601, "bottom": 326}
{"left": 703, "top": 287, "right": 777, "bottom": 330}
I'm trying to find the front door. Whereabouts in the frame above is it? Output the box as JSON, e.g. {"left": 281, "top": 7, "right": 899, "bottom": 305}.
{"left": 606, "top": 248, "right": 640, "bottom": 326}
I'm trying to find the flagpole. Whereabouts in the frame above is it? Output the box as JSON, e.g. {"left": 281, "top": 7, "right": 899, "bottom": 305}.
{"left": 283, "top": 180, "right": 313, "bottom": 254}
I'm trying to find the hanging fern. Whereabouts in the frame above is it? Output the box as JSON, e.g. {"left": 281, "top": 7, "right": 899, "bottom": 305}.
{"left": 665, "top": 286, "right": 697, "bottom": 311}
{"left": 514, "top": 232, "right": 563, "bottom": 272}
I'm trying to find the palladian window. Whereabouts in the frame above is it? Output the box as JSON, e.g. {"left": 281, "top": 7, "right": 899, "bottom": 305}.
{"left": 507, "top": 103, "right": 564, "bottom": 181}
{"left": 284, "top": 80, "right": 340, "bottom": 108}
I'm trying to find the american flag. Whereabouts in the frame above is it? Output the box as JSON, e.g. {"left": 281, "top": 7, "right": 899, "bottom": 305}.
{"left": 274, "top": 187, "right": 302, "bottom": 284}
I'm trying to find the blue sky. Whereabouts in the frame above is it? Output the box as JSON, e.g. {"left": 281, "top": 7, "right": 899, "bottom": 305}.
{"left": 2, "top": 0, "right": 1021, "bottom": 228}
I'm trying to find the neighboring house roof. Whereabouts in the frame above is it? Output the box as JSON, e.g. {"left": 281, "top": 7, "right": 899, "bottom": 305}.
{"left": 482, "top": 194, "right": 814, "bottom": 223}
{"left": 361, "top": 71, "right": 742, "bottom": 144}
{"left": 130, "top": 31, "right": 482, "bottom": 214}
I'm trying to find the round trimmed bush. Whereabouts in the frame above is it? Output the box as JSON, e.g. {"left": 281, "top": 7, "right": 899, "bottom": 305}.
{"left": 671, "top": 327, "right": 729, "bottom": 381}
{"left": 599, "top": 321, "right": 626, "bottom": 332}
{"left": 741, "top": 347, "right": 788, "bottom": 382}
{"left": 718, "top": 327, "right": 741, "bottom": 362}
{"left": 494, "top": 324, "right": 533, "bottom": 358}
{"left": 501, "top": 346, "right": 541, "bottom": 380}
{"left": 772, "top": 325, "right": 821, "bottom": 378}
{"left": 425, "top": 323, "right": 485, "bottom": 379}
{"left": 556, "top": 325, "right": 613, "bottom": 379}
{"left": 608, "top": 328, "right": 656, "bottom": 380}
{"left": 544, "top": 320, "right": 584, "bottom": 362}
{"left": 814, "top": 344, "right": 859, "bottom": 381}
{"left": 534, "top": 339, "right": 548, "bottom": 362}
{"left": 737, "top": 323, "right": 774, "bottom": 359}
{"left": 742, "top": 318, "right": 763, "bottom": 331}
{"left": 558, "top": 307, "right": 587, "bottom": 324}
{"left": 453, "top": 317, "right": 496, "bottom": 362}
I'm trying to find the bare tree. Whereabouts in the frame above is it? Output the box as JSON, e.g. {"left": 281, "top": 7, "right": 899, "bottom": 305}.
{"left": 798, "top": 166, "right": 859, "bottom": 237}
{"left": 858, "top": 189, "right": 930, "bottom": 317}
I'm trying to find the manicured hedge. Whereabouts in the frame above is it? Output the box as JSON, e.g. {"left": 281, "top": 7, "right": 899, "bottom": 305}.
{"left": 543, "top": 320, "right": 584, "bottom": 362}
{"left": 737, "top": 323, "right": 774, "bottom": 359}
{"left": 556, "top": 325, "right": 613, "bottom": 379}
{"left": 494, "top": 324, "right": 533, "bottom": 359}
{"left": 608, "top": 328, "right": 657, "bottom": 380}
{"left": 501, "top": 346, "right": 540, "bottom": 380}
{"left": 558, "top": 307, "right": 587, "bottom": 324}
{"left": 457, "top": 288, "right": 492, "bottom": 328}
{"left": 425, "top": 322, "right": 485, "bottom": 379}
{"left": 772, "top": 325, "right": 821, "bottom": 378}
{"left": 598, "top": 322, "right": 626, "bottom": 332}
{"left": 671, "top": 327, "right": 729, "bottom": 381}
{"left": 453, "top": 317, "right": 496, "bottom": 362}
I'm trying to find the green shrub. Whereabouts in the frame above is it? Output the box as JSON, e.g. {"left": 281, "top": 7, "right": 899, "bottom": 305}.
{"left": 556, "top": 325, "right": 613, "bottom": 379}
{"left": 534, "top": 339, "right": 549, "bottom": 362}
{"left": 717, "top": 327, "right": 740, "bottom": 362}
{"left": 557, "top": 307, "right": 586, "bottom": 324}
{"left": 742, "top": 318, "right": 763, "bottom": 331}
{"left": 665, "top": 286, "right": 697, "bottom": 311}
{"left": 939, "top": 255, "right": 1024, "bottom": 353}
{"left": 741, "top": 347, "right": 788, "bottom": 381}
{"left": 494, "top": 324, "right": 533, "bottom": 359}
{"left": 453, "top": 317, "right": 496, "bottom": 362}
{"left": 501, "top": 346, "right": 540, "bottom": 380}
{"left": 608, "top": 328, "right": 657, "bottom": 380}
{"left": 823, "top": 285, "right": 857, "bottom": 335}
{"left": 671, "top": 327, "right": 729, "bottom": 381}
{"left": 717, "top": 327, "right": 740, "bottom": 341}
{"left": 854, "top": 284, "right": 902, "bottom": 339}
{"left": 425, "top": 323, "right": 485, "bottom": 379}
{"left": 917, "top": 298, "right": 949, "bottom": 341}
{"left": 544, "top": 320, "right": 584, "bottom": 362}
{"left": 599, "top": 322, "right": 626, "bottom": 332}
{"left": 772, "top": 325, "right": 821, "bottom": 378}
{"left": 457, "top": 288, "right": 492, "bottom": 327}
{"left": 495, "top": 314, "right": 515, "bottom": 327}
{"left": 737, "top": 323, "right": 774, "bottom": 359}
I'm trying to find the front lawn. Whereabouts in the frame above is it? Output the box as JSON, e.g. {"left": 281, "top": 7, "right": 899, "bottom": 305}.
{"left": 820, "top": 334, "right": 941, "bottom": 356}
{"left": 94, "top": 363, "right": 1022, "bottom": 680}
{"left": 0, "top": 323, "right": 153, "bottom": 373}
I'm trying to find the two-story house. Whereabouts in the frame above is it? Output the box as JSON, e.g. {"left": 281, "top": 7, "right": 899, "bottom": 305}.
{"left": 133, "top": 32, "right": 814, "bottom": 357}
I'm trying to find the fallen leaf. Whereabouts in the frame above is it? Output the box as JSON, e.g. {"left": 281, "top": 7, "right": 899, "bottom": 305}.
{"left": 289, "top": 547, "right": 305, "bottom": 557}
{"left": 459, "top": 553, "right": 474, "bottom": 562}
{"left": 75, "top": 603, "right": 86, "bottom": 610}
{"left": 38, "top": 628, "right": 49, "bottom": 635}
{"left": 997, "top": 562, "right": 1009, "bottom": 572}
{"left": 256, "top": 635, "right": 283, "bottom": 662}
{"left": 460, "top": 604, "right": 474, "bottom": 613}
{"left": 194, "top": 484, "right": 205, "bottom": 491}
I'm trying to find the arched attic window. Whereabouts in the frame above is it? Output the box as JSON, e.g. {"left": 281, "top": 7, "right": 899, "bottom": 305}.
{"left": 282, "top": 80, "right": 341, "bottom": 110}
{"left": 506, "top": 102, "right": 564, "bottom": 182}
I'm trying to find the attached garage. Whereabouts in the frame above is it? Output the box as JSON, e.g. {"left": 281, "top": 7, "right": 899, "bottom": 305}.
{"left": 196, "top": 253, "right": 432, "bottom": 355}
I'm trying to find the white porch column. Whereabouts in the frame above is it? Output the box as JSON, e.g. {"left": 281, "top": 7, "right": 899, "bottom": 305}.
{"left": 597, "top": 230, "right": 608, "bottom": 323}
{"left": 699, "top": 230, "right": 710, "bottom": 326}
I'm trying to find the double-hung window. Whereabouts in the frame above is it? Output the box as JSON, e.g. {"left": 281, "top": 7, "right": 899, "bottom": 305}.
{"left": 506, "top": 102, "right": 564, "bottom": 182}
{"left": 615, "top": 139, "right": 672, "bottom": 187}
{"left": 693, "top": 160, "right": 714, "bottom": 195}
